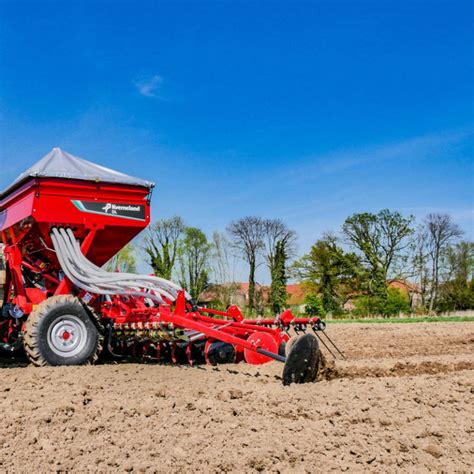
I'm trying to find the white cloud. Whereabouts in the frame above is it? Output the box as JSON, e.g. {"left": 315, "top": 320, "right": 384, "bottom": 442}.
{"left": 134, "top": 75, "right": 163, "bottom": 98}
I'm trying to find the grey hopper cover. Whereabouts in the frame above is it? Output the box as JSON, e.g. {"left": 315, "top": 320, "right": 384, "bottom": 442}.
{"left": 1, "top": 147, "right": 154, "bottom": 197}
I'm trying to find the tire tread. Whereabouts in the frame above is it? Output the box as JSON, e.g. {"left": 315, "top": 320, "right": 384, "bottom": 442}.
{"left": 23, "top": 295, "right": 103, "bottom": 367}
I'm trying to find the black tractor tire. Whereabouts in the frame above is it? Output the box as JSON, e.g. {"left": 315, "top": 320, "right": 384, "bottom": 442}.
{"left": 23, "top": 295, "right": 103, "bottom": 366}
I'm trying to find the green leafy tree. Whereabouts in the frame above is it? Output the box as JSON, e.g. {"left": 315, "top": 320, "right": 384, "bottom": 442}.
{"left": 293, "top": 234, "right": 364, "bottom": 314}
{"left": 382, "top": 287, "right": 412, "bottom": 315}
{"left": 353, "top": 288, "right": 411, "bottom": 317}
{"left": 178, "top": 227, "right": 212, "bottom": 301}
{"left": 342, "top": 209, "right": 414, "bottom": 299}
{"left": 144, "top": 216, "right": 184, "bottom": 279}
{"left": 304, "top": 294, "right": 325, "bottom": 317}
{"left": 269, "top": 240, "right": 288, "bottom": 314}
{"left": 437, "top": 241, "right": 474, "bottom": 311}
{"left": 105, "top": 244, "right": 137, "bottom": 273}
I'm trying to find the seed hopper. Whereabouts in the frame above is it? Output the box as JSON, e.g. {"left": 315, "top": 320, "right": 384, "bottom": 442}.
{"left": 0, "top": 148, "right": 342, "bottom": 384}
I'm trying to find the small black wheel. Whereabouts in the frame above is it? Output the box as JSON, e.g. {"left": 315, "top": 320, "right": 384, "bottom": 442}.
{"left": 23, "top": 295, "right": 103, "bottom": 366}
{"left": 282, "top": 333, "right": 320, "bottom": 386}
{"left": 205, "top": 341, "right": 236, "bottom": 365}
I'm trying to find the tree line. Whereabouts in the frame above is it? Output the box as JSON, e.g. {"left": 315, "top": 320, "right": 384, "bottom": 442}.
{"left": 112, "top": 210, "right": 474, "bottom": 317}
{"left": 138, "top": 216, "right": 296, "bottom": 315}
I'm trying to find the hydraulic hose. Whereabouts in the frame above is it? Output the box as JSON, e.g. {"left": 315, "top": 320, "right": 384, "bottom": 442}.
{"left": 60, "top": 228, "right": 182, "bottom": 299}
{"left": 51, "top": 232, "right": 135, "bottom": 295}
{"left": 64, "top": 228, "right": 182, "bottom": 294}
{"left": 50, "top": 228, "right": 187, "bottom": 304}
{"left": 51, "top": 231, "right": 165, "bottom": 303}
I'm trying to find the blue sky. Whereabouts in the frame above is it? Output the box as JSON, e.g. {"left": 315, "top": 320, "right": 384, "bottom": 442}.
{"left": 0, "top": 0, "right": 473, "bottom": 279}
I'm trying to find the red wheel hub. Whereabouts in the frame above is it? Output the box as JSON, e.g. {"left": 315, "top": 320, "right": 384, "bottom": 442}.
{"left": 62, "top": 330, "right": 71, "bottom": 341}
{"left": 244, "top": 331, "right": 278, "bottom": 365}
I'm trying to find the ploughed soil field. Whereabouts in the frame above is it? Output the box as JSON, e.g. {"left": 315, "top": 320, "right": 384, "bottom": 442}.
{"left": 0, "top": 322, "right": 473, "bottom": 472}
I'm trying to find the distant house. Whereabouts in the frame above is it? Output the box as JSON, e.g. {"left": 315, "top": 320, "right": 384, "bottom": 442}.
{"left": 286, "top": 284, "right": 308, "bottom": 306}
{"left": 343, "top": 298, "right": 357, "bottom": 312}
{"left": 200, "top": 281, "right": 308, "bottom": 311}
{"left": 200, "top": 282, "right": 269, "bottom": 307}
{"left": 388, "top": 279, "right": 422, "bottom": 309}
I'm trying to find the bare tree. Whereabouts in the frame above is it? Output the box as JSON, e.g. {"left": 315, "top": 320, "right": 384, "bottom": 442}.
{"left": 263, "top": 218, "right": 297, "bottom": 272}
{"left": 424, "top": 213, "right": 463, "bottom": 313}
{"left": 210, "top": 231, "right": 239, "bottom": 307}
{"left": 227, "top": 217, "right": 265, "bottom": 313}
{"left": 263, "top": 219, "right": 296, "bottom": 314}
{"left": 412, "top": 226, "right": 430, "bottom": 307}
{"left": 105, "top": 244, "right": 137, "bottom": 273}
{"left": 143, "top": 216, "right": 185, "bottom": 280}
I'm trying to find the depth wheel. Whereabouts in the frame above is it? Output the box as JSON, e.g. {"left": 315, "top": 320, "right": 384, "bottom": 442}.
{"left": 282, "top": 333, "right": 320, "bottom": 385}
{"left": 285, "top": 335, "right": 301, "bottom": 357}
{"left": 23, "top": 295, "right": 103, "bottom": 366}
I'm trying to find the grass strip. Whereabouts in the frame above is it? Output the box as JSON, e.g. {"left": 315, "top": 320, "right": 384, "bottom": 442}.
{"left": 326, "top": 315, "right": 474, "bottom": 324}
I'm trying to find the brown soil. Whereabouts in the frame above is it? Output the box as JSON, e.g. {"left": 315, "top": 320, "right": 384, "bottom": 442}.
{"left": 0, "top": 322, "right": 473, "bottom": 472}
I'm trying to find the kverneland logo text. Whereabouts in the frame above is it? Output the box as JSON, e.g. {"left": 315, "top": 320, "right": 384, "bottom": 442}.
{"left": 72, "top": 200, "right": 146, "bottom": 221}
{"left": 102, "top": 203, "right": 141, "bottom": 213}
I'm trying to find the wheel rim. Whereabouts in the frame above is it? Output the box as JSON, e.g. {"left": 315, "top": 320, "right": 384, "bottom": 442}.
{"left": 47, "top": 315, "right": 88, "bottom": 357}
